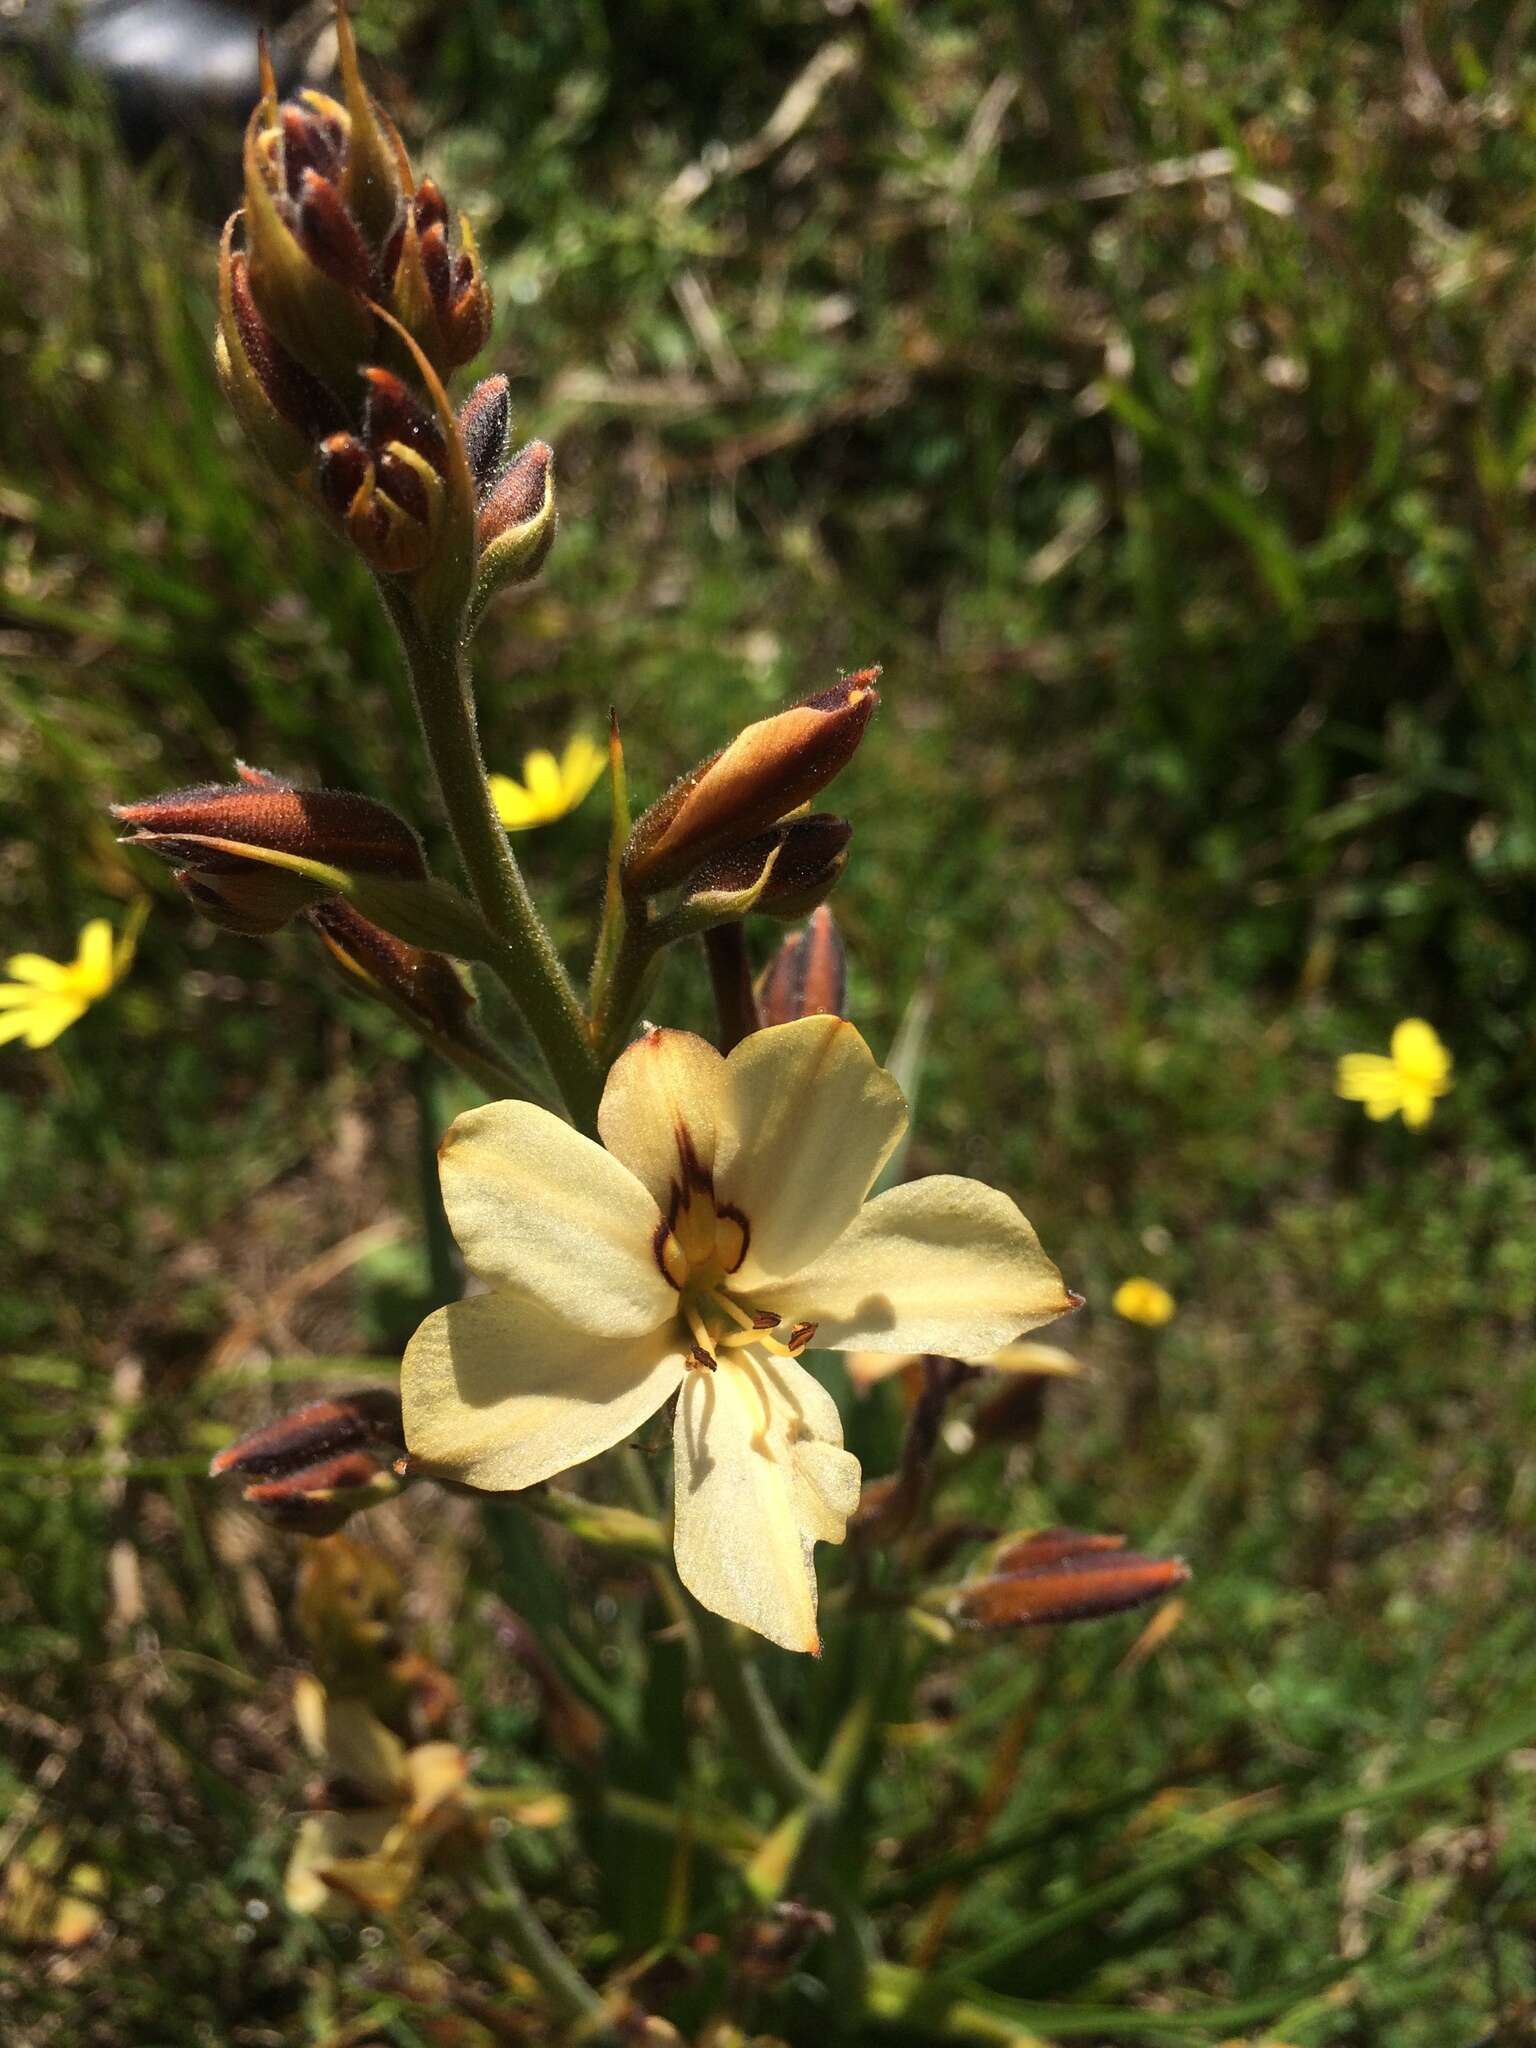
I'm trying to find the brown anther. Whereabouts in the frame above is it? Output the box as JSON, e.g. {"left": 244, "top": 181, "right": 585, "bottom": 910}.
{"left": 687, "top": 1348, "right": 717, "bottom": 1373}
{"left": 787, "top": 1322, "right": 817, "bottom": 1354}
{"left": 752, "top": 1310, "right": 782, "bottom": 1330}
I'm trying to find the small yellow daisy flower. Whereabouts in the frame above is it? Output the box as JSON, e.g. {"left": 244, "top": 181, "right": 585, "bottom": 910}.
{"left": 1113, "top": 1277, "right": 1176, "bottom": 1328}
{"left": 489, "top": 733, "right": 607, "bottom": 832}
{"left": 1335, "top": 1018, "right": 1452, "bottom": 1129}
{"left": 0, "top": 909, "right": 142, "bottom": 1050}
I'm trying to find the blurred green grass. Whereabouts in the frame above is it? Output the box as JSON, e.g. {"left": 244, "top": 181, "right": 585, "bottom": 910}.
{"left": 6, "top": 1, "right": 1536, "bottom": 2041}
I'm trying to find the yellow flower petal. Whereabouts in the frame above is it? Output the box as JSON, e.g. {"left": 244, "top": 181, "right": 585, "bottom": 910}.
{"left": 2, "top": 953, "right": 72, "bottom": 990}
{"left": 1400, "top": 1087, "right": 1436, "bottom": 1129}
{"left": 1, "top": 997, "right": 86, "bottom": 1048}
{"left": 598, "top": 1028, "right": 728, "bottom": 1213}
{"left": 673, "top": 1352, "right": 858, "bottom": 1654}
{"left": 437, "top": 1100, "right": 675, "bottom": 1335}
{"left": 489, "top": 772, "right": 541, "bottom": 830}
{"left": 402, "top": 1293, "right": 686, "bottom": 1490}
{"left": 560, "top": 732, "right": 608, "bottom": 805}
{"left": 716, "top": 1017, "right": 908, "bottom": 1288}
{"left": 522, "top": 748, "right": 564, "bottom": 810}
{"left": 1334, "top": 1053, "right": 1401, "bottom": 1106}
{"left": 1390, "top": 1017, "right": 1450, "bottom": 1089}
{"left": 757, "top": 1174, "right": 1073, "bottom": 1355}
{"left": 1112, "top": 1276, "right": 1176, "bottom": 1327}
{"left": 73, "top": 919, "right": 116, "bottom": 996}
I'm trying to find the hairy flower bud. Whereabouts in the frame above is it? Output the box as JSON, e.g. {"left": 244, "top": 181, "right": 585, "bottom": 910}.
{"left": 115, "top": 779, "right": 427, "bottom": 883}
{"left": 757, "top": 906, "right": 847, "bottom": 1025}
{"left": 457, "top": 374, "right": 511, "bottom": 497}
{"left": 176, "top": 865, "right": 330, "bottom": 935}
{"left": 473, "top": 439, "right": 557, "bottom": 608}
{"left": 682, "top": 814, "right": 851, "bottom": 925}
{"left": 622, "top": 669, "right": 879, "bottom": 897}
{"left": 950, "top": 1529, "right": 1189, "bottom": 1630}
{"left": 225, "top": 4, "right": 490, "bottom": 421}
{"left": 212, "top": 1389, "right": 407, "bottom": 1534}
{"left": 216, "top": 215, "right": 347, "bottom": 487}
{"left": 309, "top": 901, "right": 473, "bottom": 1037}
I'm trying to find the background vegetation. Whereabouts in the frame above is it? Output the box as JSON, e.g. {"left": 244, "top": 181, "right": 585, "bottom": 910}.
{"left": 4, "top": 0, "right": 1536, "bottom": 2040}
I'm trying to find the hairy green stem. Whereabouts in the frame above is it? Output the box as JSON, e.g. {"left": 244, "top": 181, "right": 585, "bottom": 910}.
{"left": 477, "top": 1839, "right": 608, "bottom": 2031}
{"left": 381, "top": 584, "right": 602, "bottom": 1126}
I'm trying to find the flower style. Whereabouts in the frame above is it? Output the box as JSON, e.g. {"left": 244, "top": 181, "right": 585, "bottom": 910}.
{"left": 0, "top": 912, "right": 140, "bottom": 1050}
{"left": 489, "top": 734, "right": 607, "bottom": 832}
{"left": 402, "top": 1016, "right": 1074, "bottom": 1652}
{"left": 1112, "top": 1276, "right": 1176, "bottom": 1328}
{"left": 1335, "top": 1018, "right": 1452, "bottom": 1129}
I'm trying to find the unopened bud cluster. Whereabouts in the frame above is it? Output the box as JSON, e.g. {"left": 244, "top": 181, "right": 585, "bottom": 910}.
{"left": 215, "top": 6, "right": 553, "bottom": 609}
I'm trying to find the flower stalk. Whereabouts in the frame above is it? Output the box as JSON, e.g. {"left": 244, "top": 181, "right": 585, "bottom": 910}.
{"left": 377, "top": 582, "right": 601, "bottom": 1127}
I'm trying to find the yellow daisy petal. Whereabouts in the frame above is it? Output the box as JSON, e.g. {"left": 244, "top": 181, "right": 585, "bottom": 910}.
{"left": 1334, "top": 1053, "right": 1402, "bottom": 1106}
{"left": 2, "top": 954, "right": 72, "bottom": 990}
{"left": 489, "top": 772, "right": 540, "bottom": 830}
{"left": 1390, "top": 1017, "right": 1451, "bottom": 1090}
{"left": 560, "top": 732, "right": 608, "bottom": 806}
{"left": 73, "top": 919, "right": 116, "bottom": 996}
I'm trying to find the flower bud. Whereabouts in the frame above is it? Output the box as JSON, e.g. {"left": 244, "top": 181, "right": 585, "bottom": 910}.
{"left": 309, "top": 901, "right": 473, "bottom": 1037}
{"left": 115, "top": 779, "right": 427, "bottom": 881}
{"left": 622, "top": 669, "right": 879, "bottom": 896}
{"left": 228, "top": 8, "right": 489, "bottom": 404}
{"left": 950, "top": 1530, "right": 1189, "bottom": 1630}
{"left": 682, "top": 814, "right": 851, "bottom": 926}
{"left": 212, "top": 1389, "right": 407, "bottom": 1535}
{"left": 388, "top": 180, "right": 493, "bottom": 376}
{"left": 473, "top": 439, "right": 557, "bottom": 608}
{"left": 176, "top": 864, "right": 330, "bottom": 935}
{"left": 756, "top": 906, "right": 847, "bottom": 1026}
{"left": 457, "top": 374, "right": 511, "bottom": 497}
{"left": 216, "top": 215, "right": 347, "bottom": 487}
{"left": 211, "top": 1389, "right": 405, "bottom": 1481}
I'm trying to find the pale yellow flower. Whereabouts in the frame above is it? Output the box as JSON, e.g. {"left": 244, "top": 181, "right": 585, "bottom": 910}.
{"left": 1113, "top": 1277, "right": 1176, "bottom": 1328}
{"left": 0, "top": 909, "right": 141, "bottom": 1050}
{"left": 284, "top": 1674, "right": 473, "bottom": 1916}
{"left": 402, "top": 1017, "right": 1072, "bottom": 1653}
{"left": 489, "top": 733, "right": 607, "bottom": 831}
{"left": 1335, "top": 1018, "right": 1452, "bottom": 1129}
{"left": 845, "top": 1339, "right": 1082, "bottom": 1390}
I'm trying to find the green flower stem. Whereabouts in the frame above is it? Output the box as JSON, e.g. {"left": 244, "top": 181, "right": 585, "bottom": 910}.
{"left": 381, "top": 584, "right": 602, "bottom": 1127}
{"left": 704, "top": 921, "right": 760, "bottom": 1052}
{"left": 477, "top": 1839, "right": 608, "bottom": 2032}
{"left": 691, "top": 1598, "right": 826, "bottom": 1811}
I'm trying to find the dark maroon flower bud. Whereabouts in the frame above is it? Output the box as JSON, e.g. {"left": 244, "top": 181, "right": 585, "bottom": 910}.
{"left": 361, "top": 366, "right": 449, "bottom": 476}
{"left": 212, "top": 1389, "right": 407, "bottom": 1534}
{"left": 457, "top": 375, "right": 511, "bottom": 497}
{"left": 309, "top": 900, "right": 473, "bottom": 1038}
{"left": 683, "top": 814, "right": 851, "bottom": 924}
{"left": 297, "top": 167, "right": 376, "bottom": 296}
{"left": 175, "top": 866, "right": 327, "bottom": 936}
{"left": 757, "top": 906, "right": 847, "bottom": 1025}
{"left": 316, "top": 432, "right": 373, "bottom": 517}
{"left": 115, "top": 780, "right": 428, "bottom": 881}
{"left": 210, "top": 1389, "right": 404, "bottom": 1480}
